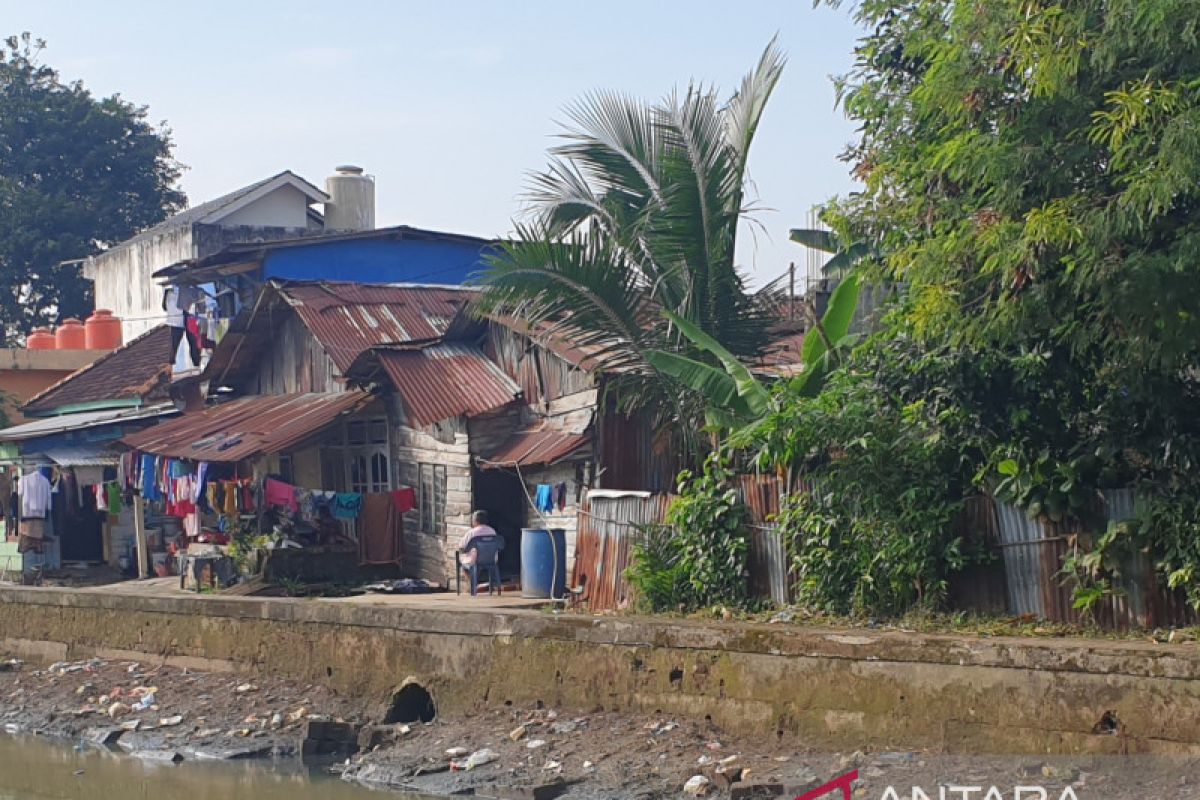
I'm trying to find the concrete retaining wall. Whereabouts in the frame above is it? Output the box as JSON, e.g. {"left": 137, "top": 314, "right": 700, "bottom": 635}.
{"left": 1, "top": 586, "right": 1198, "bottom": 756}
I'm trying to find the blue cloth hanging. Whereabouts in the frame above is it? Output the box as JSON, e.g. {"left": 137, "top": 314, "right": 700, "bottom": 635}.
{"left": 534, "top": 484, "right": 554, "bottom": 514}
{"left": 140, "top": 454, "right": 160, "bottom": 501}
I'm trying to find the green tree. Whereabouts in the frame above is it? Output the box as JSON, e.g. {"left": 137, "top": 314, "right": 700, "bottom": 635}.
{"left": 481, "top": 40, "right": 787, "bottom": 446}
{"left": 0, "top": 33, "right": 185, "bottom": 343}
{"left": 816, "top": 0, "right": 1200, "bottom": 608}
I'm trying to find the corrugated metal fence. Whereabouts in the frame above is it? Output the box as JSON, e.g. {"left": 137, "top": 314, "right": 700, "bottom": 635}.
{"left": 570, "top": 491, "right": 673, "bottom": 612}
{"left": 571, "top": 476, "right": 1196, "bottom": 628}
{"left": 958, "top": 491, "right": 1196, "bottom": 628}
{"left": 737, "top": 474, "right": 790, "bottom": 606}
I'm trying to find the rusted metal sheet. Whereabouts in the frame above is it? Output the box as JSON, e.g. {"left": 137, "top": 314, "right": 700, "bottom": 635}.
{"left": 994, "top": 493, "right": 1197, "bottom": 628}
{"left": 571, "top": 491, "right": 673, "bottom": 612}
{"left": 738, "top": 473, "right": 782, "bottom": 525}
{"left": 376, "top": 343, "right": 521, "bottom": 427}
{"left": 121, "top": 391, "right": 373, "bottom": 462}
{"left": 994, "top": 500, "right": 1078, "bottom": 622}
{"left": 279, "top": 282, "right": 477, "bottom": 371}
{"left": 735, "top": 474, "right": 789, "bottom": 605}
{"left": 747, "top": 524, "right": 789, "bottom": 606}
{"left": 946, "top": 495, "right": 1010, "bottom": 614}
{"left": 485, "top": 322, "right": 594, "bottom": 405}
{"left": 484, "top": 426, "right": 590, "bottom": 469}
{"left": 597, "top": 404, "right": 679, "bottom": 493}
{"left": 1099, "top": 490, "right": 1196, "bottom": 629}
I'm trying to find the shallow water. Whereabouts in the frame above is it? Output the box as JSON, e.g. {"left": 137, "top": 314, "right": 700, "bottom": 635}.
{"left": 0, "top": 733, "right": 422, "bottom": 800}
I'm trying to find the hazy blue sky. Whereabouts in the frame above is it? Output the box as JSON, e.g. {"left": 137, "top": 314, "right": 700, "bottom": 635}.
{"left": 3, "top": 1, "right": 863, "bottom": 286}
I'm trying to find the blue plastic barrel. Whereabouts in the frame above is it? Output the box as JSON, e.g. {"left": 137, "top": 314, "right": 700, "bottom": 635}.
{"left": 520, "top": 528, "right": 567, "bottom": 599}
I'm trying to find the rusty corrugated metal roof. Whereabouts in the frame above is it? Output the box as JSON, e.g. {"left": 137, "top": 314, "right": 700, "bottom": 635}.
{"left": 375, "top": 343, "right": 521, "bottom": 427}
{"left": 482, "top": 425, "right": 590, "bottom": 469}
{"left": 277, "top": 282, "right": 477, "bottom": 372}
{"left": 121, "top": 391, "right": 372, "bottom": 462}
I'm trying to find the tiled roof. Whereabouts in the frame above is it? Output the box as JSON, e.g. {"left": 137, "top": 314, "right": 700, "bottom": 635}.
{"left": 278, "top": 282, "right": 478, "bottom": 372}
{"left": 373, "top": 343, "right": 521, "bottom": 427}
{"left": 22, "top": 325, "right": 174, "bottom": 415}
{"left": 121, "top": 391, "right": 372, "bottom": 462}
{"left": 481, "top": 425, "right": 591, "bottom": 469}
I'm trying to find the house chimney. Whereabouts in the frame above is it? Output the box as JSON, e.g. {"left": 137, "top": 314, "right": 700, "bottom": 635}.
{"left": 324, "top": 165, "right": 375, "bottom": 232}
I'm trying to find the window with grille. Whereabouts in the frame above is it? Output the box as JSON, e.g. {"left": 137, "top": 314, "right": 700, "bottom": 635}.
{"left": 418, "top": 463, "right": 446, "bottom": 535}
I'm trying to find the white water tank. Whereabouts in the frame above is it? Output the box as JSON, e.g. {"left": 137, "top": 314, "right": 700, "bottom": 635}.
{"left": 324, "top": 165, "right": 375, "bottom": 231}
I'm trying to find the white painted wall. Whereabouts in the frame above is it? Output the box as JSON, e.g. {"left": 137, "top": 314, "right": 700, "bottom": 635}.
{"left": 85, "top": 186, "right": 318, "bottom": 342}
{"left": 219, "top": 185, "right": 312, "bottom": 229}
{"left": 86, "top": 226, "right": 194, "bottom": 342}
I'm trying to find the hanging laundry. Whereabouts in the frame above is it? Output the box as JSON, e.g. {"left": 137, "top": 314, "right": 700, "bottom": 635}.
{"left": 534, "top": 484, "right": 554, "bottom": 514}
{"left": 19, "top": 470, "right": 52, "bottom": 518}
{"left": 555, "top": 481, "right": 568, "bottom": 511}
{"left": 333, "top": 492, "right": 363, "bottom": 520}
{"left": 359, "top": 493, "right": 404, "bottom": 566}
{"left": 140, "top": 454, "right": 160, "bottom": 501}
{"left": 241, "top": 479, "right": 256, "bottom": 512}
{"left": 17, "top": 517, "right": 46, "bottom": 553}
{"left": 105, "top": 483, "right": 122, "bottom": 515}
{"left": 223, "top": 481, "right": 238, "bottom": 515}
{"left": 193, "top": 462, "right": 208, "bottom": 503}
{"left": 296, "top": 488, "right": 316, "bottom": 522}
{"left": 390, "top": 486, "right": 417, "bottom": 514}
{"left": 312, "top": 490, "right": 335, "bottom": 517}
{"left": 264, "top": 478, "right": 299, "bottom": 512}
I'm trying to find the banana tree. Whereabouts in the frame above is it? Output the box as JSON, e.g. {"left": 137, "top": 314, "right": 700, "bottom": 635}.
{"left": 789, "top": 228, "right": 875, "bottom": 279}
{"left": 647, "top": 273, "right": 863, "bottom": 428}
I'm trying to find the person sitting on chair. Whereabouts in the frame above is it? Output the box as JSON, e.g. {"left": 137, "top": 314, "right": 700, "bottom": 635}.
{"left": 459, "top": 510, "right": 501, "bottom": 593}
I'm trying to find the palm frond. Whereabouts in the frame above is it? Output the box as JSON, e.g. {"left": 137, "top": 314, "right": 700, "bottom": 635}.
{"left": 723, "top": 36, "right": 787, "bottom": 178}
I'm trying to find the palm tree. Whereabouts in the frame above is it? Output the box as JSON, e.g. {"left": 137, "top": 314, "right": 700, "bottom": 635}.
{"left": 480, "top": 40, "right": 787, "bottom": 444}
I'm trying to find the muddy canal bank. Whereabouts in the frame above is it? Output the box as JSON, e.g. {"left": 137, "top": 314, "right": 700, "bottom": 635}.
{"left": 3, "top": 655, "right": 1199, "bottom": 799}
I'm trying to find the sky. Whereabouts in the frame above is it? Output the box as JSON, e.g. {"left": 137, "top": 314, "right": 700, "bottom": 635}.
{"left": 2, "top": 1, "right": 864, "bottom": 288}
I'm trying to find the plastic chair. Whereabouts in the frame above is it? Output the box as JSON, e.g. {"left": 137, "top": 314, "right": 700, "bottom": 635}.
{"left": 456, "top": 534, "right": 503, "bottom": 596}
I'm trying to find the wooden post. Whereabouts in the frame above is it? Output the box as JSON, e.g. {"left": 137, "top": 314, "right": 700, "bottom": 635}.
{"left": 133, "top": 497, "right": 148, "bottom": 579}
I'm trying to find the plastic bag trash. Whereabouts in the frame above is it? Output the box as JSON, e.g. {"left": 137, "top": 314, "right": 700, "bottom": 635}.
{"left": 526, "top": 739, "right": 547, "bottom": 749}
{"left": 235, "top": 683, "right": 257, "bottom": 693}
{"left": 684, "top": 775, "right": 712, "bottom": 796}
{"left": 132, "top": 693, "right": 155, "bottom": 712}
{"left": 452, "top": 748, "right": 499, "bottom": 771}
{"left": 445, "top": 747, "right": 470, "bottom": 758}
{"left": 159, "top": 715, "right": 184, "bottom": 727}
{"left": 543, "top": 760, "right": 562, "bottom": 771}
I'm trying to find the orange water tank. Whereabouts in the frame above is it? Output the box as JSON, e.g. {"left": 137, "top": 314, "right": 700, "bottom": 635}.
{"left": 55, "top": 318, "right": 86, "bottom": 350}
{"left": 84, "top": 309, "right": 123, "bottom": 350}
{"left": 27, "top": 327, "right": 55, "bottom": 350}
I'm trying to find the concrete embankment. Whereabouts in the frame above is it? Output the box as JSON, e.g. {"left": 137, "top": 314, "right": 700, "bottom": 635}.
{"left": 1, "top": 586, "right": 1198, "bottom": 756}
